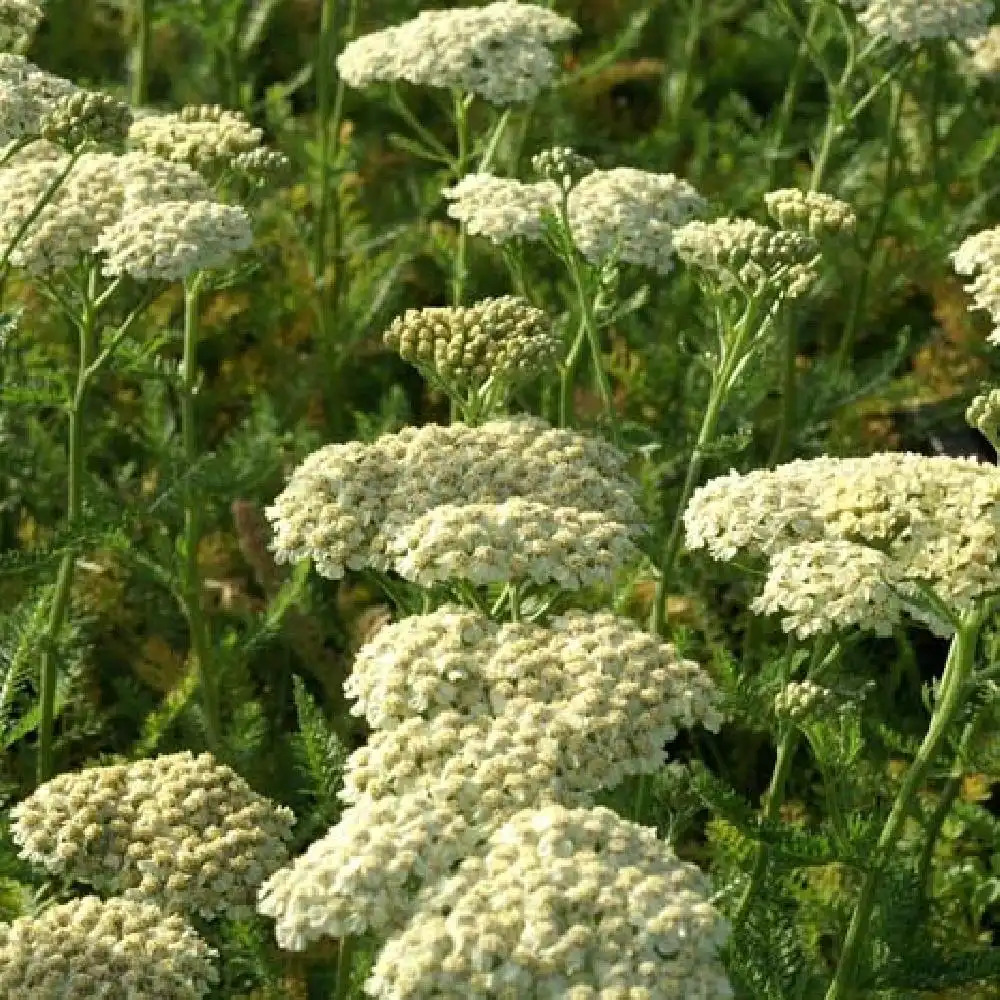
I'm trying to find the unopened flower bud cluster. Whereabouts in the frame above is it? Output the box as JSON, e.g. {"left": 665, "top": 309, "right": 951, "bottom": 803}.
{"left": 258, "top": 606, "right": 722, "bottom": 950}
{"left": 856, "top": 0, "right": 993, "bottom": 44}
{"left": 684, "top": 452, "right": 1000, "bottom": 635}
{"left": 267, "top": 416, "right": 643, "bottom": 583}
{"left": 673, "top": 217, "right": 820, "bottom": 301}
{"left": 129, "top": 104, "right": 263, "bottom": 177}
{"left": 383, "top": 296, "right": 559, "bottom": 392}
{"left": 764, "top": 188, "right": 857, "bottom": 239}
{"left": 531, "top": 146, "right": 595, "bottom": 189}
{"left": 365, "top": 804, "right": 733, "bottom": 1000}
{"left": 0, "top": 0, "right": 41, "bottom": 53}
{"left": 0, "top": 896, "right": 218, "bottom": 1000}
{"left": 11, "top": 751, "right": 295, "bottom": 920}
{"left": 96, "top": 199, "right": 252, "bottom": 281}
{"left": 41, "top": 90, "right": 133, "bottom": 150}
{"left": 954, "top": 225, "right": 1000, "bottom": 344}
{"left": 774, "top": 680, "right": 838, "bottom": 722}
{"left": 336, "top": 2, "right": 578, "bottom": 105}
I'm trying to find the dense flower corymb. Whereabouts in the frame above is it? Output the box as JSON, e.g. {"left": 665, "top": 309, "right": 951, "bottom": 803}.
{"left": 0, "top": 0, "right": 42, "bottom": 53}
{"left": 764, "top": 188, "right": 857, "bottom": 239}
{"left": 684, "top": 453, "right": 1000, "bottom": 634}
{"left": 337, "top": 2, "right": 578, "bottom": 105}
{"left": 11, "top": 751, "right": 295, "bottom": 920}
{"left": 365, "top": 804, "right": 733, "bottom": 1000}
{"left": 567, "top": 167, "right": 706, "bottom": 273}
{"left": 266, "top": 416, "right": 644, "bottom": 581}
{"left": 0, "top": 896, "right": 218, "bottom": 1000}
{"left": 443, "top": 173, "right": 560, "bottom": 243}
{"left": 96, "top": 199, "right": 253, "bottom": 280}
{"left": 856, "top": 0, "right": 993, "bottom": 44}
{"left": 0, "top": 54, "right": 78, "bottom": 146}
{"left": 954, "top": 225, "right": 1000, "bottom": 344}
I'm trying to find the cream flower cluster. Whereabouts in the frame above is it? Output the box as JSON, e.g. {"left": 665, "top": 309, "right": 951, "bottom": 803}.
{"left": 684, "top": 453, "right": 1000, "bottom": 635}
{"left": 386, "top": 500, "right": 639, "bottom": 589}
{"left": 96, "top": 199, "right": 253, "bottom": 281}
{"left": 443, "top": 173, "right": 560, "bottom": 243}
{"left": 11, "top": 751, "right": 295, "bottom": 920}
{"left": 764, "top": 188, "right": 857, "bottom": 239}
{"left": 41, "top": 90, "right": 132, "bottom": 150}
{"left": 0, "top": 0, "right": 41, "bottom": 52}
{"left": 266, "top": 416, "right": 643, "bottom": 582}
{"left": 0, "top": 54, "right": 78, "bottom": 146}
{"left": 0, "top": 149, "right": 210, "bottom": 274}
{"left": 383, "top": 296, "right": 560, "bottom": 390}
{"left": 567, "top": 167, "right": 706, "bottom": 274}
{"left": 967, "top": 387, "right": 1000, "bottom": 439}
{"left": 954, "top": 225, "right": 1000, "bottom": 344}
{"left": 968, "top": 26, "right": 1000, "bottom": 75}
{"left": 365, "top": 804, "right": 733, "bottom": 1000}
{"left": 336, "top": 2, "right": 578, "bottom": 105}
{"left": 129, "top": 104, "right": 264, "bottom": 178}
{"left": 673, "top": 217, "right": 820, "bottom": 301}
{"left": 531, "top": 145, "right": 596, "bottom": 189}
{"left": 258, "top": 606, "right": 722, "bottom": 949}
{"left": 774, "top": 680, "right": 837, "bottom": 722}
{"left": 856, "top": 0, "right": 993, "bottom": 44}
{"left": 0, "top": 896, "right": 218, "bottom": 1000}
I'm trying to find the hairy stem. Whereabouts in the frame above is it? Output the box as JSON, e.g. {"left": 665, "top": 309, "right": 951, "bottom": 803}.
{"left": 823, "top": 607, "right": 986, "bottom": 1000}
{"left": 181, "top": 276, "right": 220, "bottom": 748}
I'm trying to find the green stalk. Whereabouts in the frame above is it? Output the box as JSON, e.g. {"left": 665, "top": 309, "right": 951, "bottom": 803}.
{"left": 559, "top": 319, "right": 587, "bottom": 427}
{"left": 823, "top": 607, "right": 987, "bottom": 1000}
{"left": 313, "top": 0, "right": 342, "bottom": 289}
{"left": 451, "top": 90, "right": 472, "bottom": 306}
{"left": 181, "top": 276, "right": 220, "bottom": 748}
{"left": 733, "top": 724, "right": 800, "bottom": 923}
{"left": 333, "top": 935, "right": 354, "bottom": 1000}
{"left": 36, "top": 266, "right": 99, "bottom": 784}
{"left": 130, "top": 0, "right": 153, "bottom": 106}
{"left": 834, "top": 80, "right": 904, "bottom": 372}
{"left": 666, "top": 0, "right": 705, "bottom": 127}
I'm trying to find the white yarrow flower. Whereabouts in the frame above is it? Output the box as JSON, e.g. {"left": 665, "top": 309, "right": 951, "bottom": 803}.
{"left": 443, "top": 173, "right": 560, "bottom": 243}
{"left": 337, "top": 2, "right": 578, "bottom": 105}
{"left": 97, "top": 200, "right": 253, "bottom": 281}
{"left": 857, "top": 0, "right": 993, "bottom": 44}
{"left": 953, "top": 225, "right": 1000, "bottom": 343}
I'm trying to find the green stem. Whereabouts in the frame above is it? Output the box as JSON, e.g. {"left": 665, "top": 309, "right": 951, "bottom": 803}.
{"left": 915, "top": 705, "right": 989, "bottom": 897}
{"left": 650, "top": 367, "right": 728, "bottom": 635}
{"left": 451, "top": 90, "right": 471, "bottom": 306}
{"left": 36, "top": 268, "right": 99, "bottom": 784}
{"left": 333, "top": 935, "right": 354, "bottom": 1000}
{"left": 130, "top": 0, "right": 153, "bottom": 106}
{"left": 823, "top": 607, "right": 986, "bottom": 1000}
{"left": 667, "top": 0, "right": 704, "bottom": 126}
{"left": 559, "top": 318, "right": 587, "bottom": 427}
{"left": 313, "top": 0, "right": 341, "bottom": 289}
{"left": 181, "top": 276, "right": 220, "bottom": 748}
{"left": 733, "top": 724, "right": 800, "bottom": 923}
{"left": 835, "top": 79, "right": 904, "bottom": 372}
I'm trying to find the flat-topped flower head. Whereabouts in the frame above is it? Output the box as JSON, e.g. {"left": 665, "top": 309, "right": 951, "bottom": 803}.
{"left": 384, "top": 296, "right": 560, "bottom": 397}
{"left": 443, "top": 173, "right": 560, "bottom": 243}
{"left": 685, "top": 453, "right": 1000, "bottom": 633}
{"left": 41, "top": 90, "right": 133, "bottom": 150}
{"left": 366, "top": 804, "right": 733, "bottom": 1000}
{"left": 673, "top": 216, "right": 820, "bottom": 301}
{"left": 764, "top": 188, "right": 857, "bottom": 240}
{"left": 129, "top": 104, "right": 264, "bottom": 178}
{"left": 856, "top": 0, "right": 993, "bottom": 44}
{"left": 967, "top": 388, "right": 1000, "bottom": 441}
{"left": 266, "top": 416, "right": 643, "bottom": 581}
{"left": 96, "top": 199, "right": 253, "bottom": 281}
{"left": 566, "top": 167, "right": 706, "bottom": 274}
{"left": 954, "top": 225, "right": 1000, "bottom": 343}
{"left": 0, "top": 55, "right": 78, "bottom": 146}
{"left": 0, "top": 149, "right": 210, "bottom": 274}
{"left": 0, "top": 896, "right": 218, "bottom": 1000}
{"left": 531, "top": 145, "right": 595, "bottom": 190}
{"left": 337, "top": 2, "right": 578, "bottom": 105}
{"left": 0, "top": 0, "right": 42, "bottom": 53}
{"left": 773, "top": 679, "right": 838, "bottom": 722}
{"left": 11, "top": 751, "right": 295, "bottom": 920}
